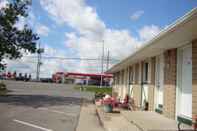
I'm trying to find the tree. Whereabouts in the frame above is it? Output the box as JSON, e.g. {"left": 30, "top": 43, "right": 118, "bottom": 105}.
{"left": 0, "top": 0, "right": 39, "bottom": 69}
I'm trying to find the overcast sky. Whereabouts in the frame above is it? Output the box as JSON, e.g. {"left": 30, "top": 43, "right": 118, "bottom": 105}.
{"left": 1, "top": 0, "right": 197, "bottom": 78}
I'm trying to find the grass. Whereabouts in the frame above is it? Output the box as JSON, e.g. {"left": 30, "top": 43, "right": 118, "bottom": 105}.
{"left": 74, "top": 85, "right": 112, "bottom": 95}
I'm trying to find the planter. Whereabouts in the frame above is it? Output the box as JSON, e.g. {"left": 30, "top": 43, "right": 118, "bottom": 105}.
{"left": 103, "top": 104, "right": 113, "bottom": 113}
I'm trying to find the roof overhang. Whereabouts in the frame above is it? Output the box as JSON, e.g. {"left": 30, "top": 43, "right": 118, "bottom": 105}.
{"left": 107, "top": 8, "right": 197, "bottom": 74}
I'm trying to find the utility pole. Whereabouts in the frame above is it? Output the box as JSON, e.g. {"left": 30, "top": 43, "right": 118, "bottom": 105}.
{"left": 36, "top": 43, "right": 44, "bottom": 81}
{"left": 100, "top": 40, "right": 104, "bottom": 88}
{"left": 106, "top": 50, "right": 110, "bottom": 71}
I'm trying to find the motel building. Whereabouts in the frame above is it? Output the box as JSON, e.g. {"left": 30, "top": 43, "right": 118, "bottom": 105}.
{"left": 106, "top": 8, "right": 197, "bottom": 125}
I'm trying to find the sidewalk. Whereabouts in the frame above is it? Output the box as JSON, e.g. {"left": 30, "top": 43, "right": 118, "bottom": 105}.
{"left": 96, "top": 105, "right": 193, "bottom": 131}
{"left": 96, "top": 106, "right": 141, "bottom": 131}
{"left": 122, "top": 111, "right": 193, "bottom": 131}
{"left": 76, "top": 102, "right": 104, "bottom": 131}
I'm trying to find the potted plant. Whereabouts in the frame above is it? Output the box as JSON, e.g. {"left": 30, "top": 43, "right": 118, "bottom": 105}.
{"left": 103, "top": 97, "right": 113, "bottom": 113}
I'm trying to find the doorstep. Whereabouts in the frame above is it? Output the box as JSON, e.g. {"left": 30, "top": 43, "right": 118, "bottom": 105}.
{"left": 96, "top": 106, "right": 141, "bottom": 131}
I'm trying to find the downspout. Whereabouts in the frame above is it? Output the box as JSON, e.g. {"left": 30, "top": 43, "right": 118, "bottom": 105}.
{"left": 128, "top": 67, "right": 131, "bottom": 96}
{"left": 140, "top": 62, "right": 144, "bottom": 108}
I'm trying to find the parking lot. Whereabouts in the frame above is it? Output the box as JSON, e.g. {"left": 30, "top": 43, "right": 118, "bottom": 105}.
{"left": 0, "top": 80, "right": 94, "bottom": 131}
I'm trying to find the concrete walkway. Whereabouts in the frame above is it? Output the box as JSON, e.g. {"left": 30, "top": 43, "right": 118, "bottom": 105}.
{"left": 76, "top": 103, "right": 104, "bottom": 131}
{"left": 122, "top": 111, "right": 192, "bottom": 131}
{"left": 96, "top": 107, "right": 141, "bottom": 131}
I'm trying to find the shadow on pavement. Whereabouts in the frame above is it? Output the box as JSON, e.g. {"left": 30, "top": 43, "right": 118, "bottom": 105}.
{"left": 0, "top": 95, "right": 82, "bottom": 108}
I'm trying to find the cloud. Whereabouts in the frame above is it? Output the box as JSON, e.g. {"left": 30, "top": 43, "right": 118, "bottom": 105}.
{"left": 138, "top": 25, "right": 161, "bottom": 41}
{"left": 130, "top": 10, "right": 144, "bottom": 21}
{"left": 40, "top": 0, "right": 145, "bottom": 73}
{"left": 0, "top": 0, "right": 8, "bottom": 9}
{"left": 39, "top": 0, "right": 161, "bottom": 74}
{"left": 5, "top": 0, "right": 162, "bottom": 77}
{"left": 40, "top": 0, "right": 105, "bottom": 40}
{"left": 14, "top": 16, "right": 26, "bottom": 30}
{"left": 36, "top": 24, "right": 50, "bottom": 36}
{"left": 5, "top": 45, "right": 78, "bottom": 78}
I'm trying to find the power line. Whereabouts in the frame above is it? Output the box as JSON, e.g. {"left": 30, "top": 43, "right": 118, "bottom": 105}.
{"left": 106, "top": 50, "right": 110, "bottom": 71}
{"left": 100, "top": 40, "right": 104, "bottom": 88}
{"left": 23, "top": 56, "right": 120, "bottom": 62}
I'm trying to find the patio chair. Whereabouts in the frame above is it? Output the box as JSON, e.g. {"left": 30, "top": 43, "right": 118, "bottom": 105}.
{"left": 118, "top": 94, "right": 130, "bottom": 109}
{"left": 110, "top": 96, "right": 120, "bottom": 108}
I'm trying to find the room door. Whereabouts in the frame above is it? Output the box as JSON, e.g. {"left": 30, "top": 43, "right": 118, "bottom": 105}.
{"left": 178, "top": 44, "right": 192, "bottom": 118}
{"left": 141, "top": 62, "right": 149, "bottom": 108}
{"left": 155, "top": 54, "right": 164, "bottom": 109}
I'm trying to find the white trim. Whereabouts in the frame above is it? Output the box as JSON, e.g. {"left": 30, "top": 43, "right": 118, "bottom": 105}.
{"left": 176, "top": 47, "right": 182, "bottom": 120}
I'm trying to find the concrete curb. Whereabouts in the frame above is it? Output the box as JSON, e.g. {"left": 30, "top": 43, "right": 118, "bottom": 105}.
{"left": 95, "top": 108, "right": 105, "bottom": 130}
{"left": 74, "top": 98, "right": 84, "bottom": 131}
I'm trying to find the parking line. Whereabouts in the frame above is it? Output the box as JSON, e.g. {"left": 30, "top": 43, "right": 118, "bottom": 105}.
{"left": 38, "top": 108, "right": 74, "bottom": 116}
{"left": 13, "top": 119, "right": 53, "bottom": 131}
{"left": 39, "top": 108, "right": 65, "bottom": 114}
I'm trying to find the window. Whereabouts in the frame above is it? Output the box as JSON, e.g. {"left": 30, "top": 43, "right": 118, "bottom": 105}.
{"left": 129, "top": 67, "right": 134, "bottom": 84}
{"left": 121, "top": 70, "right": 124, "bottom": 84}
{"left": 143, "top": 62, "right": 149, "bottom": 83}
{"left": 117, "top": 72, "right": 120, "bottom": 85}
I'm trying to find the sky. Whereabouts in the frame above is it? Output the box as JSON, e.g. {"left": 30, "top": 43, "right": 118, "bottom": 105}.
{"left": 1, "top": 0, "right": 197, "bottom": 78}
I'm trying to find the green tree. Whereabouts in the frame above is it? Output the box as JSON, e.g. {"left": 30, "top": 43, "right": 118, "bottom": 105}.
{"left": 0, "top": 0, "right": 39, "bottom": 69}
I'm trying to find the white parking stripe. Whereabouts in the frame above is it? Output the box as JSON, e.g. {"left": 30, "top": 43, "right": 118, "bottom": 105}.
{"left": 38, "top": 108, "right": 75, "bottom": 116}
{"left": 39, "top": 108, "right": 65, "bottom": 114}
{"left": 13, "top": 119, "right": 53, "bottom": 131}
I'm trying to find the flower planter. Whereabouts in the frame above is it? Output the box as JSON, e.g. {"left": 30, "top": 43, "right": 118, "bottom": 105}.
{"left": 103, "top": 104, "right": 113, "bottom": 113}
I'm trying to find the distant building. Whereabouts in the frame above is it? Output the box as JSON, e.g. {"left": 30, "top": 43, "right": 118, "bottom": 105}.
{"left": 52, "top": 72, "right": 113, "bottom": 86}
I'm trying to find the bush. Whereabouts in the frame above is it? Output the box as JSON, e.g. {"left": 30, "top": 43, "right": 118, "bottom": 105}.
{"left": 0, "top": 82, "right": 7, "bottom": 91}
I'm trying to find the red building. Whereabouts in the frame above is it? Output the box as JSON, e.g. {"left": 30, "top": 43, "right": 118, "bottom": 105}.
{"left": 52, "top": 72, "right": 113, "bottom": 86}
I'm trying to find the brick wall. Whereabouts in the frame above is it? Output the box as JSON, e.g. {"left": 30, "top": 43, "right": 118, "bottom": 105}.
{"left": 163, "top": 49, "right": 177, "bottom": 119}
{"left": 148, "top": 57, "right": 156, "bottom": 111}
{"left": 192, "top": 39, "right": 197, "bottom": 119}
{"left": 132, "top": 63, "right": 141, "bottom": 107}
{"left": 133, "top": 84, "right": 142, "bottom": 107}
{"left": 122, "top": 68, "right": 128, "bottom": 98}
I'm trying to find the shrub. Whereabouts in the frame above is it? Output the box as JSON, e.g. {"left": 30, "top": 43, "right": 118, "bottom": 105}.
{"left": 0, "top": 82, "right": 7, "bottom": 91}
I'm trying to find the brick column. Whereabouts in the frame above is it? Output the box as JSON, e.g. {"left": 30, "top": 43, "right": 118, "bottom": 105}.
{"left": 133, "top": 63, "right": 141, "bottom": 107}
{"left": 163, "top": 49, "right": 177, "bottom": 119}
{"left": 148, "top": 57, "right": 156, "bottom": 111}
{"left": 192, "top": 40, "right": 197, "bottom": 120}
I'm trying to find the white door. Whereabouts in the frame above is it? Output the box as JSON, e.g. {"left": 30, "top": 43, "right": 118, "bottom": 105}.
{"left": 155, "top": 54, "right": 164, "bottom": 108}
{"left": 141, "top": 62, "right": 149, "bottom": 106}
{"left": 129, "top": 85, "right": 133, "bottom": 97}
{"left": 142, "top": 84, "right": 149, "bottom": 106}
{"left": 179, "top": 45, "right": 192, "bottom": 118}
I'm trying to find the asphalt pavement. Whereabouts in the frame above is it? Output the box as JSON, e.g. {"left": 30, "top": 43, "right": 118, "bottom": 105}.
{"left": 0, "top": 80, "right": 94, "bottom": 131}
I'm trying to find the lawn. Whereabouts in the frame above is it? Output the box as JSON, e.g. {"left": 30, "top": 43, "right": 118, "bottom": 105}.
{"left": 74, "top": 85, "right": 112, "bottom": 96}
